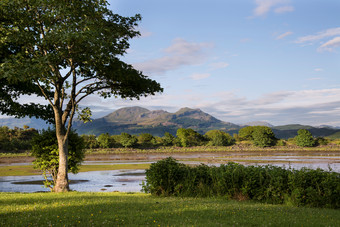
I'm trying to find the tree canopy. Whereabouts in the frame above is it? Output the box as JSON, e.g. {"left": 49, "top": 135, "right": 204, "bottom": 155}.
{"left": 0, "top": 0, "right": 162, "bottom": 192}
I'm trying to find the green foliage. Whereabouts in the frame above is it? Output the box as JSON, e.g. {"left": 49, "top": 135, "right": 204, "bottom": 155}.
{"left": 315, "top": 137, "right": 329, "bottom": 146}
{"left": 251, "top": 126, "right": 277, "bottom": 147}
{"left": 97, "top": 133, "right": 115, "bottom": 148}
{"left": 119, "top": 133, "right": 138, "bottom": 148}
{"left": 238, "top": 126, "right": 254, "bottom": 141}
{"left": 161, "top": 132, "right": 175, "bottom": 146}
{"left": 204, "top": 130, "right": 235, "bottom": 146}
{"left": 142, "top": 157, "right": 188, "bottom": 196}
{"left": 176, "top": 128, "right": 205, "bottom": 147}
{"left": 144, "top": 158, "right": 340, "bottom": 208}
{"left": 0, "top": 126, "right": 38, "bottom": 152}
{"left": 295, "top": 129, "right": 315, "bottom": 147}
{"left": 137, "top": 133, "right": 155, "bottom": 147}
{"left": 81, "top": 134, "right": 99, "bottom": 149}
{"left": 276, "top": 139, "right": 287, "bottom": 146}
{"left": 31, "top": 129, "right": 85, "bottom": 191}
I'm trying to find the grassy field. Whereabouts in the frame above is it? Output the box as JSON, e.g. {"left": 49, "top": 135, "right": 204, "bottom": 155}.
{"left": 1, "top": 192, "right": 339, "bottom": 226}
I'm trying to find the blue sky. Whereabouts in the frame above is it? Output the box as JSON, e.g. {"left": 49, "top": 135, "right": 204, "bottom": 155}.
{"left": 90, "top": 0, "right": 339, "bottom": 126}
{"left": 5, "top": 0, "right": 340, "bottom": 126}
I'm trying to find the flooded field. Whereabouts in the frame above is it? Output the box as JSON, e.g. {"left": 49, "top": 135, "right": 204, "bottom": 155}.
{"left": 0, "top": 151, "right": 339, "bottom": 193}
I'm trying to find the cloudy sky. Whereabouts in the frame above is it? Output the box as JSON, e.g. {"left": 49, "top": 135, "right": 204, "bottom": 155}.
{"left": 92, "top": 0, "right": 339, "bottom": 126}
{"left": 5, "top": 0, "right": 340, "bottom": 127}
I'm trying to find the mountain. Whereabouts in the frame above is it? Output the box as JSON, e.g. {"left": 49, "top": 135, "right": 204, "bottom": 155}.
{"left": 1, "top": 106, "right": 340, "bottom": 138}
{"left": 74, "top": 106, "right": 240, "bottom": 136}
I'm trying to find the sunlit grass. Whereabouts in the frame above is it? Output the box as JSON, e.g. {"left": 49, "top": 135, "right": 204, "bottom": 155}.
{"left": 0, "top": 192, "right": 339, "bottom": 226}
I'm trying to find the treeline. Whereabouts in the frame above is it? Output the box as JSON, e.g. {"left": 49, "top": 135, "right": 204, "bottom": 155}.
{"left": 0, "top": 126, "right": 38, "bottom": 151}
{"left": 0, "top": 125, "right": 338, "bottom": 153}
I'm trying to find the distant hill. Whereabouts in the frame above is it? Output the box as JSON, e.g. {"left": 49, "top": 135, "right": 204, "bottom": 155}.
{"left": 1, "top": 106, "right": 340, "bottom": 138}
{"left": 272, "top": 124, "right": 340, "bottom": 139}
{"left": 74, "top": 106, "right": 240, "bottom": 136}
{"left": 242, "top": 121, "right": 274, "bottom": 127}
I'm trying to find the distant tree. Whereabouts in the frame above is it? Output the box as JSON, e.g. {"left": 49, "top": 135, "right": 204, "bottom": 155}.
{"left": 119, "top": 133, "right": 138, "bottom": 148}
{"left": 0, "top": 1, "right": 162, "bottom": 192}
{"left": 315, "top": 137, "right": 329, "bottom": 146}
{"left": 97, "top": 133, "right": 115, "bottom": 148}
{"left": 162, "top": 132, "right": 175, "bottom": 146}
{"left": 138, "top": 133, "right": 155, "bottom": 147}
{"left": 238, "top": 126, "right": 255, "bottom": 141}
{"left": 31, "top": 129, "right": 85, "bottom": 191}
{"left": 252, "top": 126, "right": 276, "bottom": 147}
{"left": 81, "top": 135, "right": 99, "bottom": 149}
{"left": 205, "top": 130, "right": 235, "bottom": 146}
{"left": 176, "top": 128, "right": 204, "bottom": 147}
{"left": 295, "top": 129, "right": 315, "bottom": 147}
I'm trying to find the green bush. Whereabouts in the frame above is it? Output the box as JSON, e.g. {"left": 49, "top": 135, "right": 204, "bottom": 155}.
{"left": 119, "top": 132, "right": 138, "bottom": 148}
{"left": 144, "top": 158, "right": 340, "bottom": 208}
{"left": 31, "top": 129, "right": 85, "bottom": 191}
{"left": 176, "top": 128, "right": 205, "bottom": 147}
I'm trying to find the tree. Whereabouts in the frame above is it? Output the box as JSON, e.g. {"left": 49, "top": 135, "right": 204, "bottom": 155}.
{"left": 251, "top": 126, "right": 276, "bottom": 147}
{"left": 205, "top": 130, "right": 235, "bottom": 146}
{"left": 238, "top": 126, "right": 255, "bottom": 141}
{"left": 31, "top": 129, "right": 85, "bottom": 191}
{"left": 176, "top": 128, "right": 204, "bottom": 147}
{"left": 97, "top": 133, "right": 114, "bottom": 148}
{"left": 0, "top": 1, "right": 162, "bottom": 192}
{"left": 295, "top": 129, "right": 315, "bottom": 147}
{"left": 138, "top": 133, "right": 155, "bottom": 147}
{"left": 119, "top": 132, "right": 138, "bottom": 148}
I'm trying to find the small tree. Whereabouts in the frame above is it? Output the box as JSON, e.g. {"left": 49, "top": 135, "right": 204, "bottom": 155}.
{"left": 31, "top": 129, "right": 85, "bottom": 191}
{"left": 119, "top": 133, "right": 138, "bottom": 148}
{"left": 97, "top": 133, "right": 115, "bottom": 148}
{"left": 176, "top": 128, "right": 204, "bottom": 147}
{"left": 295, "top": 129, "right": 315, "bottom": 147}
{"left": 205, "top": 130, "right": 235, "bottom": 146}
{"left": 252, "top": 126, "right": 276, "bottom": 147}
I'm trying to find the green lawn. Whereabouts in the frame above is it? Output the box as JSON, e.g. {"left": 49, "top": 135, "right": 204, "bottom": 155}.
{"left": 1, "top": 192, "right": 339, "bottom": 226}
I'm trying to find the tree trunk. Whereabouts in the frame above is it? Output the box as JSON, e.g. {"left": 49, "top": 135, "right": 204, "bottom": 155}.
{"left": 54, "top": 132, "right": 70, "bottom": 192}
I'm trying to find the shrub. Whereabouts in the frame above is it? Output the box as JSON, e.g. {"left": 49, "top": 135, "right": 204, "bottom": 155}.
{"left": 144, "top": 158, "right": 340, "bottom": 208}
{"left": 31, "top": 129, "right": 85, "bottom": 191}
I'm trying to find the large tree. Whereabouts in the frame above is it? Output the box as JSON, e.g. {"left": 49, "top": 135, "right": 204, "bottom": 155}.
{"left": 0, "top": 0, "right": 162, "bottom": 192}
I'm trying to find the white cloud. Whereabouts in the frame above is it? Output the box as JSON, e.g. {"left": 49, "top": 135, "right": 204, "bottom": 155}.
{"left": 276, "top": 31, "right": 293, "bottom": 40}
{"left": 253, "top": 0, "right": 294, "bottom": 17}
{"left": 314, "top": 68, "right": 323, "bottom": 72}
{"left": 296, "top": 27, "right": 340, "bottom": 52}
{"left": 318, "top": 36, "right": 340, "bottom": 52}
{"left": 296, "top": 27, "right": 340, "bottom": 44}
{"left": 133, "top": 38, "right": 213, "bottom": 74}
{"left": 189, "top": 73, "right": 211, "bottom": 80}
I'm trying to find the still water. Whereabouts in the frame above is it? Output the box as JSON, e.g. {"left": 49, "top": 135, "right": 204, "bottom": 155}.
{"left": 0, "top": 153, "right": 339, "bottom": 193}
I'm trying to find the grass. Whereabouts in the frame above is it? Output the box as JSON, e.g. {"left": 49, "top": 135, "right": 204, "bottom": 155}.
{"left": 1, "top": 192, "right": 339, "bottom": 226}
{"left": 0, "top": 164, "right": 150, "bottom": 177}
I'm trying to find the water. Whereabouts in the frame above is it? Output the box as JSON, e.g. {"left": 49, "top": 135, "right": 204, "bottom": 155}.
{"left": 0, "top": 169, "right": 146, "bottom": 193}
{"left": 0, "top": 153, "right": 339, "bottom": 193}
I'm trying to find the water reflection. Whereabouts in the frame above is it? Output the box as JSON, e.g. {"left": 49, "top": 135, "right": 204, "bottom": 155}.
{"left": 0, "top": 169, "right": 145, "bottom": 193}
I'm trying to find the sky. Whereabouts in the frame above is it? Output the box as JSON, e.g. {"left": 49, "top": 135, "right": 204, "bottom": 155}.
{"left": 4, "top": 0, "right": 340, "bottom": 126}
{"left": 87, "top": 0, "right": 339, "bottom": 126}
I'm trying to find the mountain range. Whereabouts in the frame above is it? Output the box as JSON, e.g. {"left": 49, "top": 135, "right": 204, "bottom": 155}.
{"left": 1, "top": 106, "right": 340, "bottom": 139}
